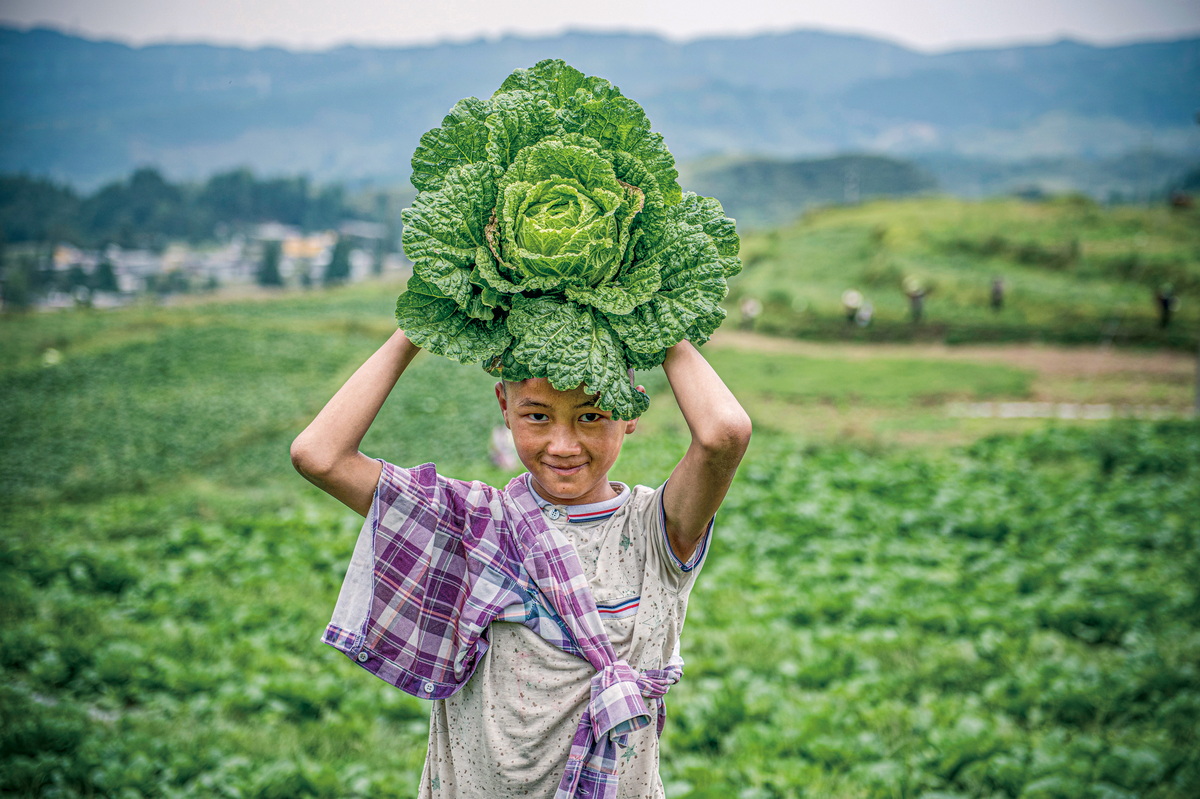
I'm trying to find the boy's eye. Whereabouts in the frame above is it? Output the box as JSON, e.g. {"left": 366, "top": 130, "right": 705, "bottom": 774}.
{"left": 527, "top": 413, "right": 549, "bottom": 422}
{"left": 580, "top": 412, "right": 604, "bottom": 423}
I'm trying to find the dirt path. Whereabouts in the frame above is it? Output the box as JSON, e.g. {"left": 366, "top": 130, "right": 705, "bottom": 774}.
{"left": 709, "top": 330, "right": 1196, "bottom": 380}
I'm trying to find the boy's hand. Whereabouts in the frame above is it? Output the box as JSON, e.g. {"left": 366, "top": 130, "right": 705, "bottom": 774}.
{"left": 660, "top": 341, "right": 751, "bottom": 563}
{"left": 291, "top": 330, "right": 422, "bottom": 516}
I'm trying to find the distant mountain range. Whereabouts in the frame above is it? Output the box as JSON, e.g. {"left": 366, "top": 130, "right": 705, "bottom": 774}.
{"left": 1, "top": 26, "right": 1198, "bottom": 193}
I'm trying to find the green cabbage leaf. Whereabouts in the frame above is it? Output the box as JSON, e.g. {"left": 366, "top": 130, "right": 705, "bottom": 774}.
{"left": 396, "top": 59, "right": 740, "bottom": 418}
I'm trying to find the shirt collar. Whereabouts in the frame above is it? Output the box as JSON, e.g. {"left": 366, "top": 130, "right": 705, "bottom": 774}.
{"left": 525, "top": 472, "right": 630, "bottom": 523}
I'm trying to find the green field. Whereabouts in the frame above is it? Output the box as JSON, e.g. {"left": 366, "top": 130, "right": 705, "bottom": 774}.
{"left": 732, "top": 197, "right": 1200, "bottom": 349}
{"left": 2, "top": 202, "right": 1199, "bottom": 797}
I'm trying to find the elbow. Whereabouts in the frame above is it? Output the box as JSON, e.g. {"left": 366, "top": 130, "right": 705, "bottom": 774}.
{"left": 728, "top": 411, "right": 754, "bottom": 459}
{"left": 698, "top": 409, "right": 753, "bottom": 463}
{"left": 290, "top": 434, "right": 335, "bottom": 481}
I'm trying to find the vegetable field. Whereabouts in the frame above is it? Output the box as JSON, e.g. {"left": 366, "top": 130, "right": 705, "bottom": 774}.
{"left": 2, "top": 274, "right": 1199, "bottom": 797}
{"left": 732, "top": 197, "right": 1200, "bottom": 349}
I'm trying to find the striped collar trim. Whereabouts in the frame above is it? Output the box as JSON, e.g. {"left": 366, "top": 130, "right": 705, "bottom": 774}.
{"left": 526, "top": 474, "right": 630, "bottom": 523}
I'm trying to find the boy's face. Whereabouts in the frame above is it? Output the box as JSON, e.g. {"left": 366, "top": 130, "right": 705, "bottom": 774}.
{"left": 496, "top": 378, "right": 638, "bottom": 506}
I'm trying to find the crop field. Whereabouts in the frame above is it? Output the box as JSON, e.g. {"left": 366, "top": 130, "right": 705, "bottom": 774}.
{"left": 3, "top": 210, "right": 1199, "bottom": 796}
{"left": 732, "top": 197, "right": 1200, "bottom": 349}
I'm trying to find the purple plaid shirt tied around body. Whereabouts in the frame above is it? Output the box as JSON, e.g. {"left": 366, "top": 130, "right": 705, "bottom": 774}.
{"left": 322, "top": 462, "right": 684, "bottom": 798}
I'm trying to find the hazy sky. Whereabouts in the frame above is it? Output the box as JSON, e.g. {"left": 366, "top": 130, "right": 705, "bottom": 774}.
{"left": 2, "top": 0, "right": 1198, "bottom": 52}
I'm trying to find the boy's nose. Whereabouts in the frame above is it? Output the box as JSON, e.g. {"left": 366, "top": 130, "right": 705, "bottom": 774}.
{"left": 546, "top": 425, "right": 582, "bottom": 455}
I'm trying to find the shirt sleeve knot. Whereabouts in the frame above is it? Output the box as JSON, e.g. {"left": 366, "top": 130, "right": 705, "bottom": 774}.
{"left": 589, "top": 661, "right": 651, "bottom": 741}
{"left": 555, "top": 656, "right": 685, "bottom": 798}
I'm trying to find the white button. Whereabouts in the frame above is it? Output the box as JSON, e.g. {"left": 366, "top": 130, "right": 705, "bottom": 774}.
{"left": 356, "top": 651, "right": 369, "bottom": 662}
{"left": 423, "top": 682, "right": 435, "bottom": 693}
{"left": 548, "top": 508, "right": 562, "bottom": 520}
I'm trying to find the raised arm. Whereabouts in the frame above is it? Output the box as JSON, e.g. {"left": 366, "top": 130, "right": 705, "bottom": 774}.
{"left": 661, "top": 340, "right": 752, "bottom": 562}
{"left": 290, "top": 329, "right": 421, "bottom": 516}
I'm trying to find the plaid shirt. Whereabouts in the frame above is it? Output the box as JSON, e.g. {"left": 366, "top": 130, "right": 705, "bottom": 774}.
{"left": 322, "top": 461, "right": 684, "bottom": 798}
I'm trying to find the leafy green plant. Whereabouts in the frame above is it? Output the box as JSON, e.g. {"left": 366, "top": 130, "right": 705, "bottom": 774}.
{"left": 395, "top": 59, "right": 741, "bottom": 418}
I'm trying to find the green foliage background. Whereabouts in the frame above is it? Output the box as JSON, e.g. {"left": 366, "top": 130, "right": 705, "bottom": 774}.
{"left": 0, "top": 168, "right": 406, "bottom": 250}
{"left": 2, "top": 213, "right": 1199, "bottom": 796}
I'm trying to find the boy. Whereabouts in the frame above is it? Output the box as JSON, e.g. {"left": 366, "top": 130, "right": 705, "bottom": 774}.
{"left": 291, "top": 329, "right": 751, "bottom": 798}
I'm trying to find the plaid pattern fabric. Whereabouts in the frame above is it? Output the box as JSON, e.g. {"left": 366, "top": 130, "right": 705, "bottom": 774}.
{"left": 322, "top": 461, "right": 682, "bottom": 799}
{"left": 557, "top": 656, "right": 684, "bottom": 798}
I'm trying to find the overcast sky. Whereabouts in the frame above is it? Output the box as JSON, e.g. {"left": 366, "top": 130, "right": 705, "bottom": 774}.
{"left": 1, "top": 0, "right": 1198, "bottom": 52}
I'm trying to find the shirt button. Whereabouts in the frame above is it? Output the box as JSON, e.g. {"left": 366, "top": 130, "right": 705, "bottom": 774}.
{"left": 356, "top": 651, "right": 369, "bottom": 662}
{"left": 423, "top": 682, "right": 435, "bottom": 693}
{"left": 548, "top": 508, "right": 562, "bottom": 520}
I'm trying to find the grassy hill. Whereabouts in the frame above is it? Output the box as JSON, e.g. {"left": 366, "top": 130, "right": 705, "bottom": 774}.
{"left": 729, "top": 196, "right": 1200, "bottom": 349}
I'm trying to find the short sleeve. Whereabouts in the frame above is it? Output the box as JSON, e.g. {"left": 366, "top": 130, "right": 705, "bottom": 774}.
{"left": 644, "top": 483, "right": 711, "bottom": 590}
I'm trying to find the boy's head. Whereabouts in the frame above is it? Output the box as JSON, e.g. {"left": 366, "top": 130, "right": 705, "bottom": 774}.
{"left": 495, "top": 378, "right": 639, "bottom": 507}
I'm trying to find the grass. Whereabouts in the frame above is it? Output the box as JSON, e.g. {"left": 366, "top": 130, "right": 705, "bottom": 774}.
{"left": 704, "top": 347, "right": 1033, "bottom": 405}
{"left": 731, "top": 196, "right": 1200, "bottom": 349}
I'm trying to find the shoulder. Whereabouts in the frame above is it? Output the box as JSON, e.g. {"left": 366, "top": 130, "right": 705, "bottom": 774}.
{"left": 627, "top": 483, "right": 664, "bottom": 517}
{"left": 375, "top": 461, "right": 507, "bottom": 520}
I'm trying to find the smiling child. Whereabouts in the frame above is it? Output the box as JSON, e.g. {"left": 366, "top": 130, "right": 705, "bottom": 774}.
{"left": 291, "top": 329, "right": 749, "bottom": 798}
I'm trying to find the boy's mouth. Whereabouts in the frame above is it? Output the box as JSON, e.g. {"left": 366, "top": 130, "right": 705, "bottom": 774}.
{"left": 544, "top": 462, "right": 586, "bottom": 476}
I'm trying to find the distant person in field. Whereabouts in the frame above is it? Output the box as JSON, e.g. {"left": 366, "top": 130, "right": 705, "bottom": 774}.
{"left": 1154, "top": 283, "right": 1177, "bottom": 329}
{"left": 291, "top": 331, "right": 751, "bottom": 798}
{"left": 842, "top": 289, "right": 863, "bottom": 324}
{"left": 489, "top": 423, "right": 520, "bottom": 470}
{"left": 739, "top": 296, "right": 762, "bottom": 330}
{"left": 855, "top": 300, "right": 874, "bottom": 327}
{"left": 903, "top": 277, "right": 929, "bottom": 323}
{"left": 990, "top": 277, "right": 1005, "bottom": 312}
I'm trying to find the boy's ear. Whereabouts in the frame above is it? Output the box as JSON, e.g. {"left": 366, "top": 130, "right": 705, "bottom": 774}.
{"left": 494, "top": 382, "right": 511, "bottom": 428}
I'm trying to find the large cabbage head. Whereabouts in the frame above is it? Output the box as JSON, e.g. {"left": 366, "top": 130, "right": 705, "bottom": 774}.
{"left": 395, "top": 59, "right": 741, "bottom": 419}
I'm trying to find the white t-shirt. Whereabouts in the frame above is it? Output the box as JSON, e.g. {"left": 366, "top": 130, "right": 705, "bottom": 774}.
{"left": 418, "top": 480, "right": 707, "bottom": 798}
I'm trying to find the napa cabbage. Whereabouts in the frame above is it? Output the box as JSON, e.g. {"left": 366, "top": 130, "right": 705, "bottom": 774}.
{"left": 395, "top": 59, "right": 740, "bottom": 418}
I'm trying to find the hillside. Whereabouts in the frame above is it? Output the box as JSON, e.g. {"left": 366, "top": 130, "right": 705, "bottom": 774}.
{"left": 728, "top": 196, "right": 1200, "bottom": 349}
{"left": 1, "top": 26, "right": 1197, "bottom": 188}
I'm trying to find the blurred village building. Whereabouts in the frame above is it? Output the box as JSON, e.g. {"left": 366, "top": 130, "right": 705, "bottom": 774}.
{"left": 21, "top": 221, "right": 407, "bottom": 311}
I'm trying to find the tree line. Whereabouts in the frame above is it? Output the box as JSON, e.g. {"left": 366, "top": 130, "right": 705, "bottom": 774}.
{"left": 0, "top": 167, "right": 405, "bottom": 250}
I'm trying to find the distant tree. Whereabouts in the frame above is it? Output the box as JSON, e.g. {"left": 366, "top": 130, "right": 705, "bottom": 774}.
{"left": 2, "top": 165, "right": 369, "bottom": 250}
{"left": 93, "top": 260, "right": 118, "bottom": 292}
{"left": 81, "top": 167, "right": 194, "bottom": 248}
{"left": 33, "top": 260, "right": 57, "bottom": 293}
{"left": 0, "top": 175, "right": 81, "bottom": 243}
{"left": 257, "top": 176, "right": 310, "bottom": 226}
{"left": 323, "top": 237, "right": 351, "bottom": 286}
{"left": 296, "top": 262, "right": 313, "bottom": 289}
{"left": 1, "top": 256, "right": 38, "bottom": 310}
{"left": 372, "top": 238, "right": 385, "bottom": 275}
{"left": 66, "top": 264, "right": 88, "bottom": 289}
{"left": 200, "top": 168, "right": 256, "bottom": 223}
{"left": 257, "top": 240, "right": 283, "bottom": 287}
{"left": 199, "top": 169, "right": 313, "bottom": 229}
{"left": 1172, "top": 166, "right": 1200, "bottom": 194}
{"left": 148, "top": 269, "right": 190, "bottom": 295}
{"left": 307, "top": 184, "right": 345, "bottom": 231}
